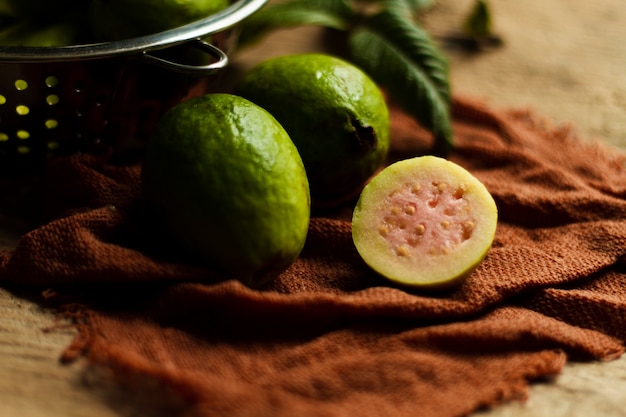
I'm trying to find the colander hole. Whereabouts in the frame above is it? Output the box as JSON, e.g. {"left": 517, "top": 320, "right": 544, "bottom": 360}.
{"left": 17, "top": 130, "right": 30, "bottom": 140}
{"left": 74, "top": 81, "right": 85, "bottom": 93}
{"left": 95, "top": 96, "right": 107, "bottom": 106}
{"left": 17, "top": 145, "right": 29, "bottom": 154}
{"left": 16, "top": 105, "right": 29, "bottom": 116}
{"left": 46, "top": 95, "right": 60, "bottom": 105}
{"left": 0, "top": 95, "right": 6, "bottom": 105}
{"left": 48, "top": 141, "right": 60, "bottom": 150}
{"left": 45, "top": 76, "right": 59, "bottom": 88}
{"left": 14, "top": 80, "right": 28, "bottom": 91}
{"left": 45, "top": 119, "right": 58, "bottom": 129}
{"left": 0, "top": 133, "right": 8, "bottom": 141}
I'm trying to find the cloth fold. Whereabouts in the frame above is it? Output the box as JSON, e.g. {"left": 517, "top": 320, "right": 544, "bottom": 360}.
{"left": 1, "top": 96, "right": 626, "bottom": 417}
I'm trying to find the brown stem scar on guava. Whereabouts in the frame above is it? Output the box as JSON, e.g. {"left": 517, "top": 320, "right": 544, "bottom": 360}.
{"left": 350, "top": 118, "right": 377, "bottom": 155}
{"left": 351, "top": 155, "right": 498, "bottom": 291}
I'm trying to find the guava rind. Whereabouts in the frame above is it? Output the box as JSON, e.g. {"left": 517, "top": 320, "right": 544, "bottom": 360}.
{"left": 0, "top": 0, "right": 82, "bottom": 21}
{"left": 235, "top": 53, "right": 390, "bottom": 209}
{"left": 142, "top": 93, "right": 311, "bottom": 287}
{"left": 0, "top": 14, "right": 87, "bottom": 46}
{"left": 352, "top": 156, "right": 498, "bottom": 290}
{"left": 89, "top": 0, "right": 229, "bottom": 41}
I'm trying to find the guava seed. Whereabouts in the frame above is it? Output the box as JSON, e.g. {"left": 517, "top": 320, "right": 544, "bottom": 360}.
{"left": 379, "top": 178, "right": 477, "bottom": 258}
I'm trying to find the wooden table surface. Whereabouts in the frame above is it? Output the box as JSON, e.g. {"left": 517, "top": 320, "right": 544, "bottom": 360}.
{"left": 1, "top": 1, "right": 626, "bottom": 416}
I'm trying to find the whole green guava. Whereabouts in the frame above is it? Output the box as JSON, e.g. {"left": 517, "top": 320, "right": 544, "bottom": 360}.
{"left": 236, "top": 53, "right": 391, "bottom": 210}
{"left": 142, "top": 93, "right": 311, "bottom": 287}
{"left": 89, "top": 0, "right": 230, "bottom": 41}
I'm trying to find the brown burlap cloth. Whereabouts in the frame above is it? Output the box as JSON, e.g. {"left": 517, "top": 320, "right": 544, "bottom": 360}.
{"left": 1, "top": 96, "right": 626, "bottom": 417}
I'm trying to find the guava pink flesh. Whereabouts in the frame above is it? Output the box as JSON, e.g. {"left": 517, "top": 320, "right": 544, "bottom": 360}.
{"left": 378, "top": 180, "right": 476, "bottom": 257}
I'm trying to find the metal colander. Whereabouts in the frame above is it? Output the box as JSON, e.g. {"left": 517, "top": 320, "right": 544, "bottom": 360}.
{"left": 0, "top": 0, "right": 267, "bottom": 173}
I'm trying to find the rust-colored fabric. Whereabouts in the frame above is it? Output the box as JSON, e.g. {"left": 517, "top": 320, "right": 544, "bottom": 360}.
{"left": 1, "top": 97, "right": 626, "bottom": 417}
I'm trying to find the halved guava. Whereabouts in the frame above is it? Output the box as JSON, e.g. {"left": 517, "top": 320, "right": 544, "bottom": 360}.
{"left": 352, "top": 156, "right": 498, "bottom": 290}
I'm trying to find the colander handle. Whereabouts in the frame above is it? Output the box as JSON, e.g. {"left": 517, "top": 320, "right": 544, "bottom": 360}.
{"left": 141, "top": 39, "right": 229, "bottom": 75}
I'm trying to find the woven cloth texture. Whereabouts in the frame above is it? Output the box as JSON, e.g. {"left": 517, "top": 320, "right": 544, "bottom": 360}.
{"left": 1, "top": 97, "right": 625, "bottom": 417}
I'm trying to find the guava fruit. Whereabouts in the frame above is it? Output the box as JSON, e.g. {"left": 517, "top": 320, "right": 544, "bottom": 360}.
{"left": 352, "top": 156, "right": 498, "bottom": 290}
{"left": 0, "top": 0, "right": 82, "bottom": 21}
{"left": 236, "top": 53, "right": 390, "bottom": 210}
{"left": 0, "top": 14, "right": 87, "bottom": 46}
{"left": 89, "top": 0, "right": 230, "bottom": 41}
{"left": 141, "top": 93, "right": 311, "bottom": 287}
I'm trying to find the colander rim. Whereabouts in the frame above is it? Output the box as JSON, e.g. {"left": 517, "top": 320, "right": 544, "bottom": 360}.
{"left": 0, "top": 0, "right": 268, "bottom": 63}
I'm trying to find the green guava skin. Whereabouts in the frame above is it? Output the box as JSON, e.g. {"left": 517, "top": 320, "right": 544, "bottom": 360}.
{"left": 89, "top": 0, "right": 230, "bottom": 41}
{"left": 141, "top": 93, "right": 311, "bottom": 287}
{"left": 0, "top": 15, "right": 86, "bottom": 46}
{"left": 236, "top": 53, "right": 391, "bottom": 209}
{"left": 0, "top": 0, "right": 83, "bottom": 21}
{"left": 352, "top": 156, "right": 498, "bottom": 291}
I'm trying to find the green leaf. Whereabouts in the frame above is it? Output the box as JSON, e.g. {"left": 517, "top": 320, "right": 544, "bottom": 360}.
{"left": 237, "top": 0, "right": 355, "bottom": 48}
{"left": 398, "top": 0, "right": 436, "bottom": 12}
{"left": 463, "top": 0, "right": 492, "bottom": 38}
{"left": 349, "top": 5, "right": 453, "bottom": 155}
{"left": 354, "top": 0, "right": 435, "bottom": 12}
